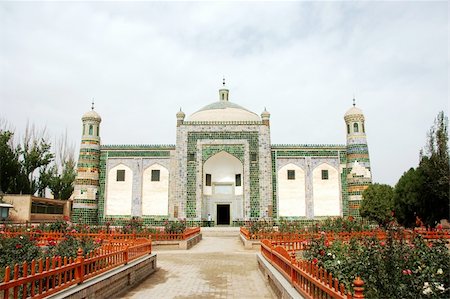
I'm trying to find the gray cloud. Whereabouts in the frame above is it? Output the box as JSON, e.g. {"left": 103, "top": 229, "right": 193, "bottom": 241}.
{"left": 0, "top": 1, "right": 447, "bottom": 186}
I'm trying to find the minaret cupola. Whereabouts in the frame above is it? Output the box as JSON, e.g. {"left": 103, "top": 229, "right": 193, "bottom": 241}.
{"left": 176, "top": 108, "right": 186, "bottom": 126}
{"left": 261, "top": 108, "right": 270, "bottom": 126}
{"left": 219, "top": 78, "right": 229, "bottom": 102}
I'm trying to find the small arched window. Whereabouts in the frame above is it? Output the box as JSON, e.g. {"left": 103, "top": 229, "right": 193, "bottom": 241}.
{"left": 83, "top": 124, "right": 86, "bottom": 135}
{"left": 362, "top": 123, "right": 365, "bottom": 133}
{"left": 353, "top": 123, "right": 359, "bottom": 133}
{"left": 347, "top": 124, "right": 350, "bottom": 134}
{"left": 89, "top": 125, "right": 93, "bottom": 135}
{"left": 96, "top": 126, "right": 99, "bottom": 136}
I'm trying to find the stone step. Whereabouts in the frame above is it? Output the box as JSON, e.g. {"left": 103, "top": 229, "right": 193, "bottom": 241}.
{"left": 201, "top": 227, "right": 241, "bottom": 237}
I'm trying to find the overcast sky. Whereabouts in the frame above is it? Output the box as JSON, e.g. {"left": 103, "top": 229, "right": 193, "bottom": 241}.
{"left": 0, "top": 1, "right": 448, "bottom": 186}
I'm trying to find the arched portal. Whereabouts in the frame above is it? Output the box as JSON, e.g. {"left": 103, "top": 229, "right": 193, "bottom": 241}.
{"left": 202, "top": 151, "right": 243, "bottom": 225}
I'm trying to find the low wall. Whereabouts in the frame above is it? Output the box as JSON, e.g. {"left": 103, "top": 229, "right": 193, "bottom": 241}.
{"left": 153, "top": 232, "right": 202, "bottom": 249}
{"left": 240, "top": 233, "right": 260, "bottom": 249}
{"left": 49, "top": 253, "right": 157, "bottom": 299}
{"left": 256, "top": 253, "right": 303, "bottom": 299}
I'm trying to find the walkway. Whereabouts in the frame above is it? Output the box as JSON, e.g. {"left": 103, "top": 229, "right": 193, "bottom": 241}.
{"left": 121, "top": 233, "right": 275, "bottom": 299}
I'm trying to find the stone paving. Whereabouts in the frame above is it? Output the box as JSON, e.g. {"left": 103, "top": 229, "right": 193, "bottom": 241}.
{"left": 121, "top": 235, "right": 275, "bottom": 299}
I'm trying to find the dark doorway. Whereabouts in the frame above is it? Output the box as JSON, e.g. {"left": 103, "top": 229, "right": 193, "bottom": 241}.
{"left": 216, "top": 204, "right": 230, "bottom": 225}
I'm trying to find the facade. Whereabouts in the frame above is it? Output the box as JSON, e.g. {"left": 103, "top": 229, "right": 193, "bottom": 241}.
{"left": 72, "top": 84, "right": 372, "bottom": 225}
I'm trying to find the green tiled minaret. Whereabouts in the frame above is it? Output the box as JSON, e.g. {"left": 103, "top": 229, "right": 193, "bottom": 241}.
{"left": 344, "top": 99, "right": 372, "bottom": 217}
{"left": 72, "top": 103, "right": 102, "bottom": 224}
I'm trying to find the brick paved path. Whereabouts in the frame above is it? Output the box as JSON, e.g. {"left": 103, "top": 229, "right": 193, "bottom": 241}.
{"left": 121, "top": 236, "right": 275, "bottom": 299}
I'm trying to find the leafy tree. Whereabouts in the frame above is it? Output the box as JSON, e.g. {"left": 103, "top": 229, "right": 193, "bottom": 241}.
{"left": 393, "top": 168, "right": 424, "bottom": 227}
{"left": 393, "top": 111, "right": 449, "bottom": 227}
{"left": 0, "top": 121, "right": 76, "bottom": 199}
{"left": 418, "top": 111, "right": 449, "bottom": 226}
{"left": 47, "top": 159, "right": 76, "bottom": 200}
{"left": 21, "top": 124, "right": 54, "bottom": 194}
{"left": 360, "top": 183, "right": 394, "bottom": 226}
{"left": 46, "top": 133, "right": 76, "bottom": 199}
{"left": 0, "top": 130, "right": 28, "bottom": 194}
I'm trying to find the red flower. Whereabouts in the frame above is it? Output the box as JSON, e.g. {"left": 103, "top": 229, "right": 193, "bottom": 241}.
{"left": 380, "top": 241, "right": 385, "bottom": 246}
{"left": 402, "top": 269, "right": 412, "bottom": 275}
{"left": 15, "top": 244, "right": 22, "bottom": 249}
{"left": 312, "top": 258, "right": 318, "bottom": 264}
{"left": 324, "top": 240, "right": 330, "bottom": 247}
{"left": 319, "top": 250, "right": 325, "bottom": 256}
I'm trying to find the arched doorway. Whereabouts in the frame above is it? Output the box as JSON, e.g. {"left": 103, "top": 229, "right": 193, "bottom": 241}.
{"left": 203, "top": 151, "right": 243, "bottom": 225}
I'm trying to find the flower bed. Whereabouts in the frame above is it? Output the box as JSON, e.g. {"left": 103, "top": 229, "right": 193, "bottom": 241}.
{"left": 302, "top": 229, "right": 449, "bottom": 298}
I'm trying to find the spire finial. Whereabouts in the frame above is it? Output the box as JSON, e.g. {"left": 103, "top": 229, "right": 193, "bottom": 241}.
{"left": 222, "top": 77, "right": 226, "bottom": 87}
{"left": 352, "top": 97, "right": 356, "bottom": 107}
{"left": 91, "top": 99, "right": 95, "bottom": 110}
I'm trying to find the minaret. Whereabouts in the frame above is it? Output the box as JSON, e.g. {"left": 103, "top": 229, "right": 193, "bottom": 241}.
{"left": 72, "top": 102, "right": 102, "bottom": 224}
{"left": 344, "top": 99, "right": 372, "bottom": 217}
{"left": 261, "top": 108, "right": 270, "bottom": 126}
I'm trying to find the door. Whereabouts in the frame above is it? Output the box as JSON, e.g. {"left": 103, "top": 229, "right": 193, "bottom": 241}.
{"left": 216, "top": 204, "right": 230, "bottom": 225}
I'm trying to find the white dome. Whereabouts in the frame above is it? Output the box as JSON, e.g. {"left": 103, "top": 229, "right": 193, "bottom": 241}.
{"left": 344, "top": 106, "right": 364, "bottom": 117}
{"left": 188, "top": 101, "right": 260, "bottom": 122}
{"left": 82, "top": 110, "right": 102, "bottom": 121}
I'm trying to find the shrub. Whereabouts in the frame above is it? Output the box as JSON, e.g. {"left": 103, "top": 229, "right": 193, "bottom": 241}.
{"left": 304, "top": 229, "right": 449, "bottom": 298}
{"left": 0, "top": 234, "right": 41, "bottom": 280}
{"left": 164, "top": 219, "right": 187, "bottom": 233}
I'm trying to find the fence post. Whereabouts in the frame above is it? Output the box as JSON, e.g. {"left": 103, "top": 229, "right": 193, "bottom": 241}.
{"left": 3, "top": 266, "right": 10, "bottom": 299}
{"left": 353, "top": 276, "right": 364, "bottom": 298}
{"left": 75, "top": 248, "right": 84, "bottom": 284}
{"left": 290, "top": 257, "right": 295, "bottom": 287}
{"left": 124, "top": 245, "right": 129, "bottom": 265}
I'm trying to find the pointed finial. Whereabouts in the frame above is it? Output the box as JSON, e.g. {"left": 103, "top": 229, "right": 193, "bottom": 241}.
{"left": 222, "top": 77, "right": 226, "bottom": 87}
{"left": 352, "top": 97, "right": 356, "bottom": 107}
{"left": 91, "top": 99, "right": 95, "bottom": 110}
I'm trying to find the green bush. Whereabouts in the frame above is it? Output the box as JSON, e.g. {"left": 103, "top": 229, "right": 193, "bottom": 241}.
{"left": 304, "top": 229, "right": 449, "bottom": 298}
{"left": 0, "top": 234, "right": 41, "bottom": 280}
{"left": 164, "top": 219, "right": 187, "bottom": 233}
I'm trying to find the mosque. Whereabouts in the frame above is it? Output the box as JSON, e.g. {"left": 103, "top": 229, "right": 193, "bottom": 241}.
{"left": 72, "top": 83, "right": 372, "bottom": 225}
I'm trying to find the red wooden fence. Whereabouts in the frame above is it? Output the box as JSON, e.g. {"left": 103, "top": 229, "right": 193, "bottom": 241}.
{"left": 241, "top": 227, "right": 450, "bottom": 242}
{"left": 1, "top": 227, "right": 201, "bottom": 246}
{"left": 0, "top": 238, "right": 152, "bottom": 299}
{"left": 260, "top": 239, "right": 364, "bottom": 299}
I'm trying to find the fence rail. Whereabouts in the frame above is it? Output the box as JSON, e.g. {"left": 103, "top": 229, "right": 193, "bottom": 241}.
{"left": 260, "top": 239, "right": 364, "bottom": 299}
{"left": 0, "top": 239, "right": 152, "bottom": 299}
{"left": 241, "top": 227, "right": 450, "bottom": 242}
{"left": 1, "top": 227, "right": 201, "bottom": 246}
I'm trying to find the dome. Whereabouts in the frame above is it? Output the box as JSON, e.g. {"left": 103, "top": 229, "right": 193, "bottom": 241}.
{"left": 344, "top": 106, "right": 363, "bottom": 117}
{"left": 176, "top": 109, "right": 186, "bottom": 119}
{"left": 82, "top": 110, "right": 102, "bottom": 121}
{"left": 188, "top": 101, "right": 260, "bottom": 122}
{"left": 261, "top": 108, "right": 270, "bottom": 119}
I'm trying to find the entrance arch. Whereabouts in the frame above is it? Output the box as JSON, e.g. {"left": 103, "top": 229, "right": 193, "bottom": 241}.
{"left": 203, "top": 151, "right": 243, "bottom": 225}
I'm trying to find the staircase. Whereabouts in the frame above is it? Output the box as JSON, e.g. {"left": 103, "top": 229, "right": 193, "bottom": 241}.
{"left": 201, "top": 226, "right": 241, "bottom": 237}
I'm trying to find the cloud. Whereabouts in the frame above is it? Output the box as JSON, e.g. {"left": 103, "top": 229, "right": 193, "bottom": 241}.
{"left": 0, "top": 1, "right": 447, "bottom": 185}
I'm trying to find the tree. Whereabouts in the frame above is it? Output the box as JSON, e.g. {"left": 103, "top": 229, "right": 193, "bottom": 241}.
{"left": 21, "top": 123, "right": 54, "bottom": 194}
{"left": 393, "top": 168, "right": 424, "bottom": 227}
{"left": 360, "top": 183, "right": 394, "bottom": 226}
{"left": 418, "top": 111, "right": 449, "bottom": 226}
{"left": 393, "top": 111, "right": 449, "bottom": 227}
{"left": 46, "top": 132, "right": 76, "bottom": 199}
{"left": 0, "top": 120, "right": 76, "bottom": 199}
